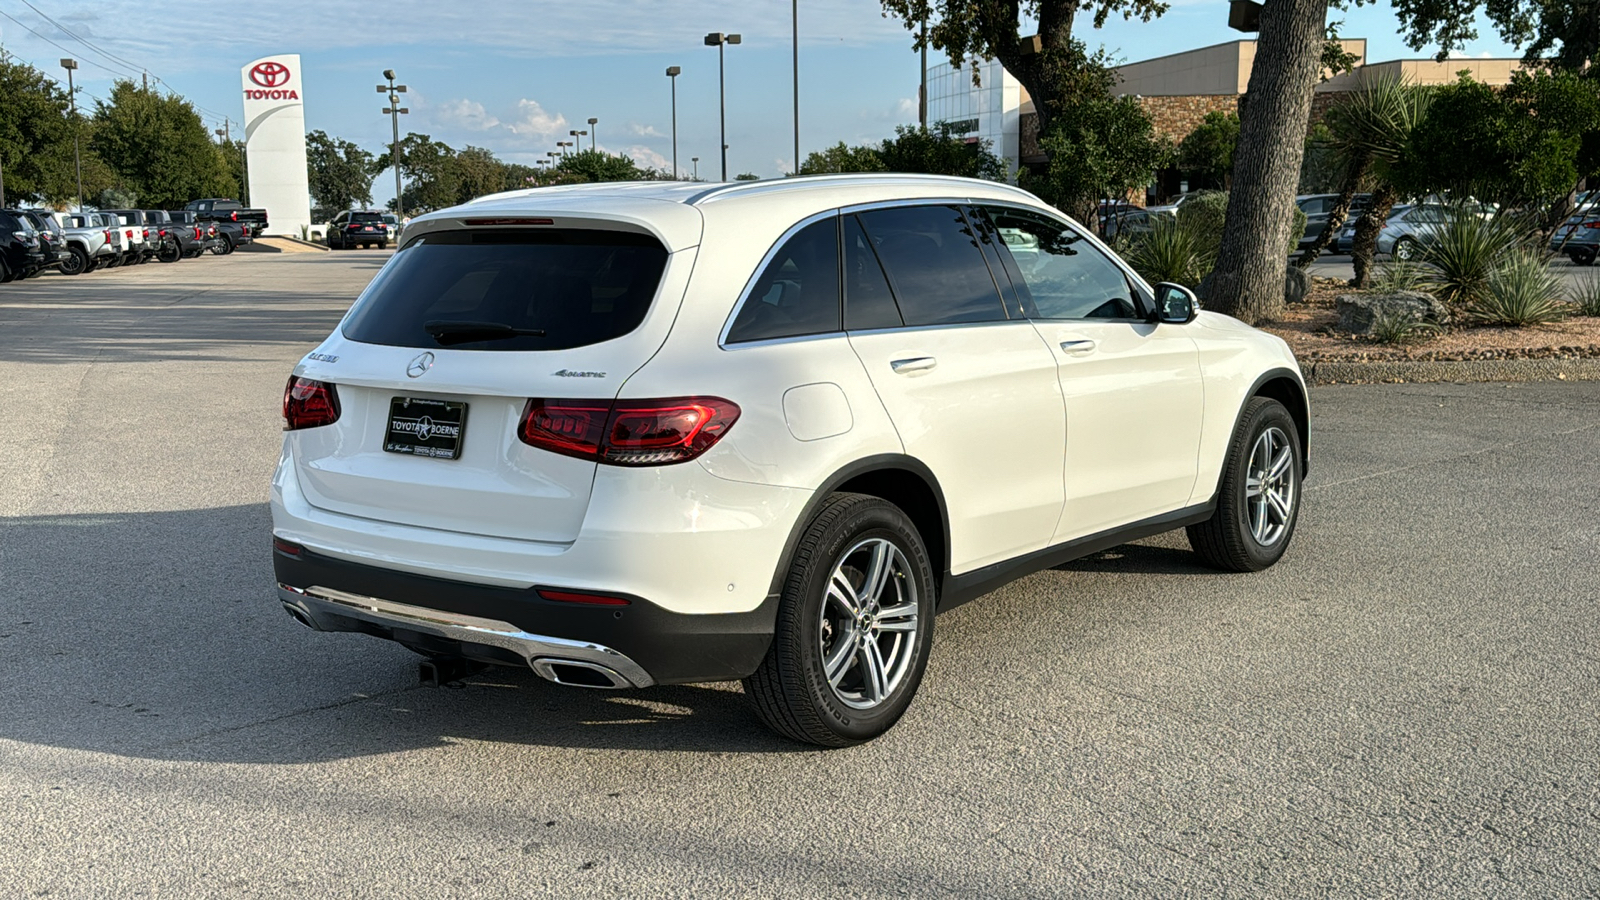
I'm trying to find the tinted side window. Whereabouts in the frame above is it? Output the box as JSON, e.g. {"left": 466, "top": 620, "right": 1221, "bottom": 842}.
{"left": 726, "top": 217, "right": 841, "bottom": 343}
{"left": 843, "top": 215, "right": 904, "bottom": 330}
{"left": 985, "top": 206, "right": 1141, "bottom": 320}
{"left": 856, "top": 205, "right": 1006, "bottom": 326}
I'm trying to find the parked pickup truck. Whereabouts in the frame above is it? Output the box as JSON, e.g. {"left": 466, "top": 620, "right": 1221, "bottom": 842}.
{"left": 183, "top": 198, "right": 268, "bottom": 236}
{"left": 170, "top": 210, "right": 250, "bottom": 255}
{"left": 105, "top": 209, "right": 155, "bottom": 263}
{"left": 144, "top": 210, "right": 204, "bottom": 262}
{"left": 54, "top": 213, "right": 119, "bottom": 275}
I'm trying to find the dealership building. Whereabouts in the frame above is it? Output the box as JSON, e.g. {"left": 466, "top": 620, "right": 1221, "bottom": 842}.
{"left": 926, "top": 38, "right": 1525, "bottom": 199}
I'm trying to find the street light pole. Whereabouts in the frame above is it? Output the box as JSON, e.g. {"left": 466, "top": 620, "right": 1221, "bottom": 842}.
{"left": 692, "top": 157, "right": 699, "bottom": 180}
{"left": 704, "top": 32, "right": 740, "bottom": 181}
{"left": 570, "top": 129, "right": 587, "bottom": 153}
{"left": 61, "top": 59, "right": 83, "bottom": 211}
{"left": 792, "top": 1, "right": 799, "bottom": 174}
{"left": 665, "top": 67, "right": 681, "bottom": 179}
{"left": 587, "top": 117, "right": 598, "bottom": 151}
{"left": 378, "top": 70, "right": 409, "bottom": 217}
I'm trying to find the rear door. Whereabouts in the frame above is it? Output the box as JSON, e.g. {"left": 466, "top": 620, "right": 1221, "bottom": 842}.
{"left": 290, "top": 226, "right": 687, "bottom": 544}
{"left": 979, "top": 205, "right": 1204, "bottom": 541}
{"left": 843, "top": 204, "right": 1066, "bottom": 573}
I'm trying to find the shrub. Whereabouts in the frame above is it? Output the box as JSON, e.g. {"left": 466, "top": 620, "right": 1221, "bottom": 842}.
{"left": 1369, "top": 308, "right": 1440, "bottom": 344}
{"left": 1174, "top": 189, "right": 1306, "bottom": 259}
{"left": 1569, "top": 272, "right": 1600, "bottom": 317}
{"left": 1125, "top": 216, "right": 1209, "bottom": 287}
{"left": 1419, "top": 210, "right": 1528, "bottom": 305}
{"left": 1371, "top": 257, "right": 1435, "bottom": 294}
{"left": 1463, "top": 249, "right": 1569, "bottom": 326}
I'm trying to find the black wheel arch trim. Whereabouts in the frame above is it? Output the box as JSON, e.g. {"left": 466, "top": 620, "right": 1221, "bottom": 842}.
{"left": 1239, "top": 367, "right": 1310, "bottom": 478}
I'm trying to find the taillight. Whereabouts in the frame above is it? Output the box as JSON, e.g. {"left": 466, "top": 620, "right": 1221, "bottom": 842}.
{"left": 159, "top": 228, "right": 168, "bottom": 237}
{"left": 283, "top": 376, "right": 341, "bottom": 430}
{"left": 518, "top": 397, "right": 740, "bottom": 466}
{"left": 142, "top": 228, "right": 149, "bottom": 238}
{"left": 195, "top": 226, "right": 204, "bottom": 241}
{"left": 230, "top": 211, "right": 238, "bottom": 221}
{"left": 125, "top": 229, "right": 133, "bottom": 239}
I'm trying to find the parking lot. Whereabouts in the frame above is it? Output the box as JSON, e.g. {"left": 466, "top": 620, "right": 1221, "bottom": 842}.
{"left": 2, "top": 251, "right": 1598, "bottom": 897}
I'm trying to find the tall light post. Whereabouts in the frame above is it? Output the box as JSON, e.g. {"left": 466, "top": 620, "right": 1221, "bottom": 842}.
{"left": 587, "top": 117, "right": 598, "bottom": 151}
{"left": 691, "top": 157, "right": 699, "bottom": 180}
{"left": 570, "top": 129, "right": 587, "bottom": 153}
{"left": 60, "top": 59, "right": 83, "bottom": 211}
{"left": 792, "top": 2, "right": 800, "bottom": 174}
{"left": 665, "top": 67, "right": 681, "bottom": 179}
{"left": 378, "top": 70, "right": 409, "bottom": 217}
{"left": 704, "top": 32, "right": 740, "bottom": 181}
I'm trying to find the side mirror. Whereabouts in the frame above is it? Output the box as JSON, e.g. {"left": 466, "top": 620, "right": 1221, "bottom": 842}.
{"left": 1152, "top": 282, "right": 1199, "bottom": 324}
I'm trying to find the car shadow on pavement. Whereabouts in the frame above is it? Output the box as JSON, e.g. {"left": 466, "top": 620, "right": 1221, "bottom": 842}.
{"left": 1052, "top": 540, "right": 1221, "bottom": 576}
{"left": 0, "top": 504, "right": 803, "bottom": 763}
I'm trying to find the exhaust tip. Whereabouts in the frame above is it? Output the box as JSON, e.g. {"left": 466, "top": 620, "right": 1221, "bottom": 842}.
{"left": 531, "top": 658, "right": 631, "bottom": 689}
{"left": 281, "top": 602, "right": 316, "bottom": 630}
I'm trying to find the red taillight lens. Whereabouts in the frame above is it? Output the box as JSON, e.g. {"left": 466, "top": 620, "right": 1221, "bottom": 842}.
{"left": 517, "top": 397, "right": 739, "bottom": 466}
{"left": 142, "top": 228, "right": 149, "bottom": 238}
{"left": 159, "top": 228, "right": 167, "bottom": 237}
{"left": 283, "top": 376, "right": 341, "bottom": 430}
{"left": 231, "top": 211, "right": 238, "bottom": 221}
{"left": 537, "top": 588, "right": 631, "bottom": 607}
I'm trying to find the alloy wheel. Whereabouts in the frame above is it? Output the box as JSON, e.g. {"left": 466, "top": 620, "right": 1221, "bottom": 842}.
{"left": 1245, "top": 426, "right": 1296, "bottom": 546}
{"left": 818, "top": 537, "right": 920, "bottom": 710}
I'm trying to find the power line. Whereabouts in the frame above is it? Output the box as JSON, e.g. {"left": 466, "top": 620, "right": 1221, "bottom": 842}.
{"left": 0, "top": 9, "right": 129, "bottom": 78}
{"left": 16, "top": 0, "right": 147, "bottom": 76}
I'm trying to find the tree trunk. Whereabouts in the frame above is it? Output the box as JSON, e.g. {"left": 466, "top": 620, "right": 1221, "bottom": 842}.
{"left": 1349, "top": 184, "right": 1397, "bottom": 288}
{"left": 1293, "top": 157, "right": 1366, "bottom": 268}
{"left": 1206, "top": 0, "right": 1330, "bottom": 324}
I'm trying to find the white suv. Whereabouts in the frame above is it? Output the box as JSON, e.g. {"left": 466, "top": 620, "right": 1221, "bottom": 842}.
{"left": 272, "top": 175, "right": 1308, "bottom": 746}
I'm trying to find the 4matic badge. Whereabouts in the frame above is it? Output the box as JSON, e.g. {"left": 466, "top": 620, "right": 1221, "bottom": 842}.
{"left": 553, "top": 369, "right": 606, "bottom": 378}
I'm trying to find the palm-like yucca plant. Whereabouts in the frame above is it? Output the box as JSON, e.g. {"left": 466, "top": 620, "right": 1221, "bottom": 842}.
{"left": 1370, "top": 257, "right": 1435, "bottom": 294}
{"left": 1465, "top": 248, "right": 1569, "bottom": 326}
{"left": 1125, "top": 216, "right": 1209, "bottom": 287}
{"left": 1570, "top": 272, "right": 1600, "bottom": 317}
{"left": 1418, "top": 209, "right": 1530, "bottom": 305}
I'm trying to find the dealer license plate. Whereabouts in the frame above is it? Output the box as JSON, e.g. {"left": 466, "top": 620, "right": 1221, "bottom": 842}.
{"left": 384, "top": 397, "right": 468, "bottom": 459}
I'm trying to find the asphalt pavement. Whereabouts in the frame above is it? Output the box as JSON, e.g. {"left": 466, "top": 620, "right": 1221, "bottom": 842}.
{"left": 1, "top": 251, "right": 1597, "bottom": 897}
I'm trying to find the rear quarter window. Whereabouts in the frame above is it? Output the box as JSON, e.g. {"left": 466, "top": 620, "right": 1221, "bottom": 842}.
{"left": 342, "top": 229, "right": 669, "bottom": 352}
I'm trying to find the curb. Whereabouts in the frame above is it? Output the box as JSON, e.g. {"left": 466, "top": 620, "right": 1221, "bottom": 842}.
{"left": 254, "top": 235, "right": 330, "bottom": 253}
{"left": 1305, "top": 357, "right": 1600, "bottom": 384}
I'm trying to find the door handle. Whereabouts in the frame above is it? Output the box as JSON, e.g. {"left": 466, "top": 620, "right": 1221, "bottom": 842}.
{"left": 1059, "top": 339, "right": 1098, "bottom": 355}
{"left": 890, "top": 356, "right": 938, "bottom": 374}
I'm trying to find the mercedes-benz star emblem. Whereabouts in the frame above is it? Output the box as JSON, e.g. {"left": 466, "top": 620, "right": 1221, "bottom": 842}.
{"left": 406, "top": 352, "right": 435, "bottom": 378}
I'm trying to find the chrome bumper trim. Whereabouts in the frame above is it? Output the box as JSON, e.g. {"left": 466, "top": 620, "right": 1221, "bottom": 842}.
{"left": 277, "top": 583, "right": 655, "bottom": 688}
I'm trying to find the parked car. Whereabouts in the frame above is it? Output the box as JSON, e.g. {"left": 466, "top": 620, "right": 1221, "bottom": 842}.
{"left": 105, "top": 209, "right": 155, "bottom": 263}
{"left": 166, "top": 210, "right": 233, "bottom": 256}
{"left": 272, "top": 175, "right": 1310, "bottom": 747}
{"left": 16, "top": 210, "right": 66, "bottom": 275}
{"left": 325, "top": 210, "right": 389, "bottom": 249}
{"left": 92, "top": 213, "right": 131, "bottom": 267}
{"left": 0, "top": 209, "right": 44, "bottom": 282}
{"left": 141, "top": 210, "right": 197, "bottom": 262}
{"left": 382, "top": 213, "right": 402, "bottom": 243}
{"left": 1296, "top": 193, "right": 1370, "bottom": 250}
{"left": 184, "top": 198, "right": 268, "bottom": 237}
{"left": 1336, "top": 204, "right": 1450, "bottom": 257}
{"left": 1549, "top": 212, "right": 1599, "bottom": 266}
{"left": 54, "top": 213, "right": 119, "bottom": 275}
{"left": 1145, "top": 191, "right": 1204, "bottom": 218}
{"left": 1102, "top": 207, "right": 1158, "bottom": 242}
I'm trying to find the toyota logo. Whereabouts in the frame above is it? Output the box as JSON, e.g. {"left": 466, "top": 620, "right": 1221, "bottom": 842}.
{"left": 406, "top": 352, "right": 435, "bottom": 378}
{"left": 249, "top": 61, "right": 291, "bottom": 88}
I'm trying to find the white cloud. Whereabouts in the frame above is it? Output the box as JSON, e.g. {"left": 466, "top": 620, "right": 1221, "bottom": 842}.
{"left": 625, "top": 145, "right": 671, "bottom": 172}
{"left": 433, "top": 99, "right": 500, "bottom": 131}
{"left": 774, "top": 157, "right": 793, "bottom": 175}
{"left": 895, "top": 97, "right": 919, "bottom": 120}
{"left": 505, "top": 99, "right": 568, "bottom": 140}
{"left": 628, "top": 123, "right": 664, "bottom": 137}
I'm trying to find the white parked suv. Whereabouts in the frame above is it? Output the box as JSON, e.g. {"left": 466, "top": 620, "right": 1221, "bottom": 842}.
{"left": 273, "top": 175, "right": 1309, "bottom": 746}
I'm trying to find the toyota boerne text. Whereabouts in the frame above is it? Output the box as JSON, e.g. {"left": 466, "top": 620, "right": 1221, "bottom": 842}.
{"left": 271, "top": 174, "right": 1309, "bottom": 747}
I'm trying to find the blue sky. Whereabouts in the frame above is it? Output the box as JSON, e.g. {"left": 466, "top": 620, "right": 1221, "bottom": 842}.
{"left": 0, "top": 0, "right": 1519, "bottom": 203}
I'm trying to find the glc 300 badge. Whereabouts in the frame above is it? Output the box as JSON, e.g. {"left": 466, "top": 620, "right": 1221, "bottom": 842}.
{"left": 406, "top": 352, "right": 435, "bottom": 378}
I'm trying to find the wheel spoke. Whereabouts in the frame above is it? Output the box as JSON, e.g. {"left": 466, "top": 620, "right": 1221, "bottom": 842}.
{"left": 1267, "top": 488, "right": 1292, "bottom": 522}
{"left": 1253, "top": 496, "right": 1270, "bottom": 541}
{"left": 876, "top": 600, "right": 916, "bottom": 623}
{"left": 860, "top": 541, "right": 893, "bottom": 606}
{"left": 827, "top": 569, "right": 861, "bottom": 617}
{"left": 1268, "top": 447, "right": 1293, "bottom": 481}
{"left": 823, "top": 631, "right": 856, "bottom": 687}
{"left": 860, "top": 639, "right": 889, "bottom": 702}
{"left": 1246, "top": 475, "right": 1265, "bottom": 498}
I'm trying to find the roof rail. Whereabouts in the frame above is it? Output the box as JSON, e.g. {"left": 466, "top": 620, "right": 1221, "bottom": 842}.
{"left": 684, "top": 173, "right": 1037, "bottom": 206}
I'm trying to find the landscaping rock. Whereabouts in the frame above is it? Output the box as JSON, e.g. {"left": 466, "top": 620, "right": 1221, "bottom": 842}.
{"left": 1335, "top": 291, "right": 1450, "bottom": 334}
{"left": 1284, "top": 265, "right": 1312, "bottom": 305}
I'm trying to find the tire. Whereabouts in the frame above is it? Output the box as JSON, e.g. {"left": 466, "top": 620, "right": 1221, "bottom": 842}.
{"left": 217, "top": 236, "right": 234, "bottom": 255}
{"left": 0, "top": 261, "right": 11, "bottom": 283}
{"left": 157, "top": 241, "right": 181, "bottom": 263}
{"left": 1187, "top": 397, "right": 1303, "bottom": 572}
{"left": 1393, "top": 237, "right": 1418, "bottom": 261}
{"left": 744, "top": 493, "right": 936, "bottom": 747}
{"left": 60, "top": 247, "right": 88, "bottom": 276}
{"left": 1572, "top": 249, "right": 1595, "bottom": 267}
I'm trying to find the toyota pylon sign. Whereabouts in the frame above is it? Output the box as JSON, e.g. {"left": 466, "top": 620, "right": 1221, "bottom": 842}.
{"left": 241, "top": 55, "right": 311, "bottom": 236}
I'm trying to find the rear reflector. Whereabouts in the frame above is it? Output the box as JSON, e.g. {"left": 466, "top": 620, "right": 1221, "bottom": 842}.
{"left": 283, "top": 376, "right": 341, "bottom": 430}
{"left": 518, "top": 397, "right": 740, "bottom": 466}
{"left": 537, "top": 589, "right": 632, "bottom": 607}
{"left": 272, "top": 537, "right": 304, "bottom": 557}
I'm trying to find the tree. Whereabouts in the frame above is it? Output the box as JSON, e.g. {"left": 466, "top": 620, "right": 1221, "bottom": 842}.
{"left": 0, "top": 56, "right": 109, "bottom": 205}
{"left": 798, "top": 142, "right": 886, "bottom": 174}
{"left": 554, "top": 149, "right": 659, "bottom": 183}
{"left": 733, "top": 172, "right": 761, "bottom": 181}
{"left": 1393, "top": 0, "right": 1600, "bottom": 72}
{"left": 878, "top": 0, "right": 1168, "bottom": 216}
{"left": 306, "top": 130, "right": 376, "bottom": 211}
{"left": 1206, "top": 0, "right": 1331, "bottom": 324}
{"left": 376, "top": 133, "right": 460, "bottom": 213}
{"left": 878, "top": 122, "right": 1006, "bottom": 179}
{"left": 1176, "top": 111, "right": 1240, "bottom": 190}
{"left": 91, "top": 81, "right": 235, "bottom": 208}
{"left": 1022, "top": 85, "right": 1171, "bottom": 222}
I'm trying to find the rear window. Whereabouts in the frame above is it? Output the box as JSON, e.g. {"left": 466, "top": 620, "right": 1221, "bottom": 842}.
{"left": 350, "top": 212, "right": 385, "bottom": 223}
{"left": 342, "top": 229, "right": 669, "bottom": 352}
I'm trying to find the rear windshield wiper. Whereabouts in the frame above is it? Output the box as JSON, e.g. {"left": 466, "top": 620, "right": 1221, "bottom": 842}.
{"left": 423, "top": 320, "right": 547, "bottom": 346}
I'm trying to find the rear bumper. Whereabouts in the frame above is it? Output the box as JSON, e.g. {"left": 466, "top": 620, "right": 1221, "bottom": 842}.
{"left": 274, "top": 545, "right": 778, "bottom": 685}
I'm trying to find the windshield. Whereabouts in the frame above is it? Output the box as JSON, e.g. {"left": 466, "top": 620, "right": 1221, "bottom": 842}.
{"left": 342, "top": 229, "right": 668, "bottom": 352}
